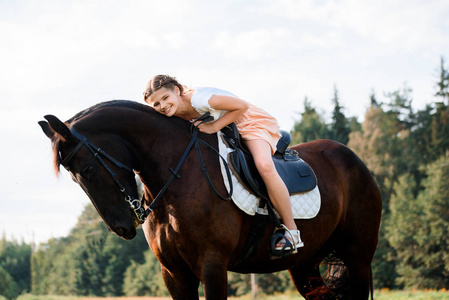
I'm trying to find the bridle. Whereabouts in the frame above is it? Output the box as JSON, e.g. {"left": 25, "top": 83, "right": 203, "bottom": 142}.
{"left": 61, "top": 129, "right": 147, "bottom": 224}
{"left": 59, "top": 113, "right": 233, "bottom": 225}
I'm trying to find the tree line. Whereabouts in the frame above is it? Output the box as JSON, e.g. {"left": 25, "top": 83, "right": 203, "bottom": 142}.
{"left": 291, "top": 56, "right": 449, "bottom": 289}
{"left": 1, "top": 56, "right": 448, "bottom": 299}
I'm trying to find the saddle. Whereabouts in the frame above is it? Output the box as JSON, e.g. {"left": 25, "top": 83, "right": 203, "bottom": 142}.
{"left": 220, "top": 123, "right": 318, "bottom": 263}
{"left": 220, "top": 123, "right": 317, "bottom": 201}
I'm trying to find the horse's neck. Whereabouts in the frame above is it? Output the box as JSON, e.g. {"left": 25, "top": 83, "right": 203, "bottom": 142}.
{"left": 139, "top": 126, "right": 219, "bottom": 204}
{"left": 133, "top": 119, "right": 195, "bottom": 191}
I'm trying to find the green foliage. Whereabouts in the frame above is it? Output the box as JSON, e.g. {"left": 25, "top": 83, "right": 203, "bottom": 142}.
{"left": 348, "top": 80, "right": 449, "bottom": 289}
{"left": 16, "top": 296, "right": 80, "bottom": 300}
{"left": 372, "top": 234, "right": 398, "bottom": 289}
{"left": 257, "top": 271, "right": 295, "bottom": 294}
{"left": 31, "top": 204, "right": 147, "bottom": 297}
{"left": 430, "top": 103, "right": 449, "bottom": 160}
{"left": 123, "top": 249, "right": 168, "bottom": 296}
{"left": 0, "top": 237, "right": 31, "bottom": 299}
{"left": 389, "top": 156, "right": 449, "bottom": 289}
{"left": 101, "top": 231, "right": 147, "bottom": 296}
{"left": 0, "top": 265, "right": 16, "bottom": 299}
{"left": 418, "top": 157, "right": 449, "bottom": 287}
{"left": 329, "top": 85, "right": 351, "bottom": 144}
{"left": 375, "top": 290, "right": 449, "bottom": 299}
{"left": 227, "top": 272, "right": 295, "bottom": 296}
{"left": 291, "top": 97, "right": 331, "bottom": 144}
{"left": 385, "top": 174, "right": 421, "bottom": 288}
{"left": 291, "top": 87, "right": 357, "bottom": 146}
{"left": 435, "top": 56, "right": 449, "bottom": 103}
{"left": 227, "top": 272, "right": 251, "bottom": 296}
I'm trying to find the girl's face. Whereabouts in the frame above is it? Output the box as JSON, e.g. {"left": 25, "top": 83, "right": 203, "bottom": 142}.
{"left": 146, "top": 87, "right": 180, "bottom": 117}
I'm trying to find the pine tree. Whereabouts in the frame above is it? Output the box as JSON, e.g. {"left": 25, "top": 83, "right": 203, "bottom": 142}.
{"left": 0, "top": 237, "right": 31, "bottom": 298}
{"left": 430, "top": 103, "right": 449, "bottom": 160}
{"left": 370, "top": 90, "right": 380, "bottom": 108}
{"left": 385, "top": 85, "right": 414, "bottom": 129}
{"left": 386, "top": 174, "right": 421, "bottom": 288}
{"left": 0, "top": 265, "right": 16, "bottom": 299}
{"left": 387, "top": 156, "right": 449, "bottom": 289}
{"left": 414, "top": 155, "right": 449, "bottom": 288}
{"left": 329, "top": 85, "right": 350, "bottom": 144}
{"left": 435, "top": 56, "right": 449, "bottom": 104}
{"left": 291, "top": 97, "right": 330, "bottom": 144}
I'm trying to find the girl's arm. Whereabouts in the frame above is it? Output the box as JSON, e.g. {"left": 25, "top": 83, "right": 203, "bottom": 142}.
{"left": 196, "top": 95, "right": 249, "bottom": 134}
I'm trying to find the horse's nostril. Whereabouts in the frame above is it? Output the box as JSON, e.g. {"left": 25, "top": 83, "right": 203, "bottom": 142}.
{"left": 113, "top": 226, "right": 125, "bottom": 236}
{"left": 111, "top": 225, "right": 136, "bottom": 240}
{"left": 124, "top": 229, "right": 137, "bottom": 240}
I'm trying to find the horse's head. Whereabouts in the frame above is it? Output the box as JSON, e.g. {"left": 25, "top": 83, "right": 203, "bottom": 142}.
{"left": 39, "top": 109, "right": 144, "bottom": 240}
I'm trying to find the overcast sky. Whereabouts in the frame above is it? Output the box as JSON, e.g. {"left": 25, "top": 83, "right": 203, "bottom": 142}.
{"left": 1, "top": 0, "right": 448, "bottom": 245}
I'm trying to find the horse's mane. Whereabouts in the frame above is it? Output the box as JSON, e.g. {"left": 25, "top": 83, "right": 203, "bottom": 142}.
{"left": 52, "top": 100, "right": 193, "bottom": 175}
{"left": 67, "top": 100, "right": 151, "bottom": 124}
{"left": 52, "top": 100, "right": 154, "bottom": 175}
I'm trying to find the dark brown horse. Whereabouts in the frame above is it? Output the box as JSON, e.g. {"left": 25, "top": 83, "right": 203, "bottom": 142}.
{"left": 39, "top": 100, "right": 382, "bottom": 299}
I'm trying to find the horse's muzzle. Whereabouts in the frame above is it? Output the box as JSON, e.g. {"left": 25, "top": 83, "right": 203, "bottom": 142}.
{"left": 110, "top": 225, "right": 137, "bottom": 240}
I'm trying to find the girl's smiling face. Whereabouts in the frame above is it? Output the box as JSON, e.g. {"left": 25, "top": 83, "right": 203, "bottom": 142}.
{"left": 146, "top": 87, "right": 180, "bottom": 117}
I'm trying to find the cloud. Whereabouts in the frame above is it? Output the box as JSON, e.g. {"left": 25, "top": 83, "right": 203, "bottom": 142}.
{"left": 258, "top": 0, "right": 449, "bottom": 56}
{"left": 0, "top": 0, "right": 194, "bottom": 101}
{"left": 210, "top": 29, "right": 292, "bottom": 60}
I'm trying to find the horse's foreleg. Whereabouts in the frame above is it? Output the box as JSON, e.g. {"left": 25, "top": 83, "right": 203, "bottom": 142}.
{"left": 199, "top": 257, "right": 229, "bottom": 300}
{"left": 161, "top": 266, "right": 200, "bottom": 299}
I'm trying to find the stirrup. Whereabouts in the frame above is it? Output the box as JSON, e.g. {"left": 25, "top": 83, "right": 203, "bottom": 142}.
{"left": 271, "top": 225, "right": 304, "bottom": 256}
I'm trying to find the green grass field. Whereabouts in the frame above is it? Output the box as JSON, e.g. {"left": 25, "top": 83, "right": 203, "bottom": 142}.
{"left": 373, "top": 290, "right": 449, "bottom": 300}
{"left": 15, "top": 290, "right": 449, "bottom": 300}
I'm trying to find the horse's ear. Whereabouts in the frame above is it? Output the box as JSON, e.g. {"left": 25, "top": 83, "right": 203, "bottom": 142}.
{"left": 38, "top": 120, "right": 55, "bottom": 139}
{"left": 43, "top": 115, "right": 74, "bottom": 142}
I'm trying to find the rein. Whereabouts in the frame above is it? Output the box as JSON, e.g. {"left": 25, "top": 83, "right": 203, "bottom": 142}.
{"left": 147, "top": 112, "right": 233, "bottom": 212}
{"left": 60, "top": 112, "right": 233, "bottom": 224}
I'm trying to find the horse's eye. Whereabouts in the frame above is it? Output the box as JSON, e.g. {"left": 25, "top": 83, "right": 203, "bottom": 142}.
{"left": 82, "top": 165, "right": 94, "bottom": 181}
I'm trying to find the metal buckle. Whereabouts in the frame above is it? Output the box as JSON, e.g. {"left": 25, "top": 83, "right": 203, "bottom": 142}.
{"left": 125, "top": 196, "right": 146, "bottom": 224}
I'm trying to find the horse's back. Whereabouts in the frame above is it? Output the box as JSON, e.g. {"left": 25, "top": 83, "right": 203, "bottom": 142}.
{"left": 292, "top": 139, "right": 378, "bottom": 191}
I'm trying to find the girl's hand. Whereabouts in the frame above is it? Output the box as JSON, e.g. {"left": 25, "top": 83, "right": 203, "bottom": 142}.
{"left": 196, "top": 122, "right": 218, "bottom": 134}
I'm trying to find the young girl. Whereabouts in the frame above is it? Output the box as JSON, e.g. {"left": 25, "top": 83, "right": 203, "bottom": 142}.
{"left": 143, "top": 75, "right": 304, "bottom": 254}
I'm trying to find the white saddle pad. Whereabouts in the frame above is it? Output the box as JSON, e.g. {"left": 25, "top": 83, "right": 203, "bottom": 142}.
{"left": 217, "top": 133, "right": 321, "bottom": 219}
